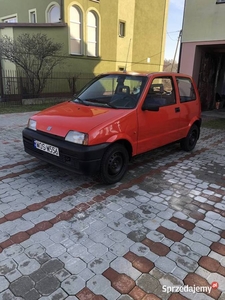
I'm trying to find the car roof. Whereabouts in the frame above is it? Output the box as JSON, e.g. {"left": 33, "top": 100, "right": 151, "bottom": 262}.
{"left": 100, "top": 71, "right": 192, "bottom": 78}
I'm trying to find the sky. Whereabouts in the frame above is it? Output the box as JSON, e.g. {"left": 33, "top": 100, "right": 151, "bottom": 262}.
{"left": 165, "top": 0, "right": 185, "bottom": 60}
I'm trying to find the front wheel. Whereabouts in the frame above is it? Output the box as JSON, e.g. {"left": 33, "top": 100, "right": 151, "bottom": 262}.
{"left": 100, "top": 144, "right": 129, "bottom": 184}
{"left": 180, "top": 124, "right": 199, "bottom": 151}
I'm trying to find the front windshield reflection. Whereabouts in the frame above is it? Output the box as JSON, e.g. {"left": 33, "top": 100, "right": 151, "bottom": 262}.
{"left": 73, "top": 74, "right": 148, "bottom": 109}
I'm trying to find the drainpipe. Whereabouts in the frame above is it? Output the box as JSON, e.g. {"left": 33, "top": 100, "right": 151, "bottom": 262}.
{"left": 177, "top": 42, "right": 182, "bottom": 73}
{"left": 60, "top": 0, "right": 64, "bottom": 22}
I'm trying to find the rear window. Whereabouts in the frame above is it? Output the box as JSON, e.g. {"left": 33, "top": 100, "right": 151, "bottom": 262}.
{"left": 176, "top": 77, "right": 196, "bottom": 103}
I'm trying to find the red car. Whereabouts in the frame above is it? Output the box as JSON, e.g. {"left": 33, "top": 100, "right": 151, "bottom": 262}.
{"left": 23, "top": 72, "right": 201, "bottom": 184}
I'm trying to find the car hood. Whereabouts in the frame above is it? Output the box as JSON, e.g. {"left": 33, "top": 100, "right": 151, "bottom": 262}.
{"left": 32, "top": 101, "right": 132, "bottom": 137}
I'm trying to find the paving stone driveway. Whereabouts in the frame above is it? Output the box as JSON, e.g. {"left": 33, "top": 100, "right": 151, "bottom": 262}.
{"left": 0, "top": 111, "right": 225, "bottom": 300}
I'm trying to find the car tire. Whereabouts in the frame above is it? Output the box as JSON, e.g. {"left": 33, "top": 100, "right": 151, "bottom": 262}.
{"left": 180, "top": 124, "right": 199, "bottom": 152}
{"left": 100, "top": 143, "right": 129, "bottom": 184}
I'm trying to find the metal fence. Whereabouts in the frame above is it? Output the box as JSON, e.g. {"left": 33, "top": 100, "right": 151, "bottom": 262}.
{"left": 0, "top": 70, "right": 95, "bottom": 105}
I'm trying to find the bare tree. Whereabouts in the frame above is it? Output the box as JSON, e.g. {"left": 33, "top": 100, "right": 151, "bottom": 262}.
{"left": 0, "top": 33, "right": 63, "bottom": 98}
{"left": 67, "top": 73, "right": 82, "bottom": 95}
{"left": 163, "top": 59, "right": 178, "bottom": 72}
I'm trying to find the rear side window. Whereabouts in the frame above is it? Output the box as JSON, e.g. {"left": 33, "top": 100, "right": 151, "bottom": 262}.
{"left": 177, "top": 77, "right": 196, "bottom": 103}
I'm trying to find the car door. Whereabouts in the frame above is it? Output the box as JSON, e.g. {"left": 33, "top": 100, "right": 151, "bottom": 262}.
{"left": 136, "top": 75, "right": 182, "bottom": 154}
{"left": 176, "top": 76, "right": 201, "bottom": 135}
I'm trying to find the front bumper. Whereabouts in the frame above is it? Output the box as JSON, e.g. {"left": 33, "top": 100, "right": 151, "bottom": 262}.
{"left": 22, "top": 128, "right": 109, "bottom": 175}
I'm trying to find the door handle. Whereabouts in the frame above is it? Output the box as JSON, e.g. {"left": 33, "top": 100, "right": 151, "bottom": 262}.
{"left": 175, "top": 107, "right": 180, "bottom": 113}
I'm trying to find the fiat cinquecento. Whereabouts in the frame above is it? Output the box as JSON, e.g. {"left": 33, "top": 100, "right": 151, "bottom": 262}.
{"left": 22, "top": 72, "right": 201, "bottom": 184}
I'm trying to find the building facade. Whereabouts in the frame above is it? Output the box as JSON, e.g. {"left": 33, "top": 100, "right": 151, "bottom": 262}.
{"left": 0, "top": 0, "right": 168, "bottom": 74}
{"left": 179, "top": 0, "right": 225, "bottom": 110}
{"left": 0, "top": 0, "right": 62, "bottom": 23}
{"left": 0, "top": 0, "right": 168, "bottom": 100}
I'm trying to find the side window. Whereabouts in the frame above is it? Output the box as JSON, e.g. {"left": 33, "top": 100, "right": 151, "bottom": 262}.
{"left": 145, "top": 77, "right": 176, "bottom": 107}
{"left": 177, "top": 77, "right": 196, "bottom": 103}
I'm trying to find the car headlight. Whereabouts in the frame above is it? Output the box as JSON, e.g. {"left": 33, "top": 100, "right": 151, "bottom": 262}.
{"left": 28, "top": 119, "right": 37, "bottom": 131}
{"left": 65, "top": 131, "right": 88, "bottom": 145}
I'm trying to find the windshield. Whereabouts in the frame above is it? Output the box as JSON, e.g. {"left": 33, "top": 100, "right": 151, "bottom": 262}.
{"left": 72, "top": 74, "right": 148, "bottom": 109}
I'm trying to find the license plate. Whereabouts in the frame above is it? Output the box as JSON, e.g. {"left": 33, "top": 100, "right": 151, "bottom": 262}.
{"left": 34, "top": 140, "right": 59, "bottom": 156}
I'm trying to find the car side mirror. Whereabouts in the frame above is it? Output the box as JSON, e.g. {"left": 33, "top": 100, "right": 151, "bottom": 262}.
{"left": 142, "top": 103, "right": 159, "bottom": 111}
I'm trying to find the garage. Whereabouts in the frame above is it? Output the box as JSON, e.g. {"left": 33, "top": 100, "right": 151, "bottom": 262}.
{"left": 197, "top": 45, "right": 225, "bottom": 110}
{"left": 179, "top": 41, "right": 225, "bottom": 111}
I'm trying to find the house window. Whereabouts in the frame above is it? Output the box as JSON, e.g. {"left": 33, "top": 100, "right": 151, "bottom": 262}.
{"left": 119, "top": 21, "right": 125, "bottom": 37}
{"left": 47, "top": 4, "right": 60, "bottom": 22}
{"left": 29, "top": 9, "right": 37, "bottom": 23}
{"left": 2, "top": 16, "right": 17, "bottom": 23}
{"left": 216, "top": 0, "right": 225, "bottom": 3}
{"left": 87, "top": 11, "right": 98, "bottom": 56}
{"left": 70, "top": 6, "right": 82, "bottom": 55}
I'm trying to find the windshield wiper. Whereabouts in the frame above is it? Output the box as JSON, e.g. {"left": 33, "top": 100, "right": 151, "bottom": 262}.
{"left": 86, "top": 99, "right": 118, "bottom": 109}
{"left": 105, "top": 102, "right": 117, "bottom": 108}
{"left": 73, "top": 97, "right": 89, "bottom": 106}
{"left": 73, "top": 97, "right": 118, "bottom": 108}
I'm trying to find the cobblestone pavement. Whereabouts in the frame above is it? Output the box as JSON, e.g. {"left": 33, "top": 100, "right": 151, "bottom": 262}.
{"left": 0, "top": 111, "right": 225, "bottom": 300}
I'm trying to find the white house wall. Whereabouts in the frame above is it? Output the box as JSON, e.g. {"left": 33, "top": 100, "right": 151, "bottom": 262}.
{"left": 182, "top": 0, "right": 225, "bottom": 43}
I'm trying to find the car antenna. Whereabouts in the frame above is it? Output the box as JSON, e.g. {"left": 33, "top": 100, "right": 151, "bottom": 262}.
{"left": 124, "top": 38, "right": 132, "bottom": 73}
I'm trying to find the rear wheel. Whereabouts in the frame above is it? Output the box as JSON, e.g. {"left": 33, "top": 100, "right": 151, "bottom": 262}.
{"left": 180, "top": 124, "right": 199, "bottom": 151}
{"left": 100, "top": 144, "right": 129, "bottom": 184}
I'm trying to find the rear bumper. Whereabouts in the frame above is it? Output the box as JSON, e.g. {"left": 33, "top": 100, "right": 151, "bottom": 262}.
{"left": 22, "top": 128, "right": 109, "bottom": 175}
